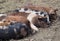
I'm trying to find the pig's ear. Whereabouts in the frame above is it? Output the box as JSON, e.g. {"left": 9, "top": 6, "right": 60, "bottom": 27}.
{"left": 49, "top": 7, "right": 58, "bottom": 11}
{"left": 49, "top": 8, "right": 58, "bottom": 14}
{"left": 54, "top": 8, "right": 58, "bottom": 12}
{"left": 20, "top": 28, "right": 27, "bottom": 37}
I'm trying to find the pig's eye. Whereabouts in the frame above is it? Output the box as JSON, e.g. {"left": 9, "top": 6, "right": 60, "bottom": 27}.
{"left": 3, "top": 20, "right": 6, "bottom": 22}
{"left": 10, "top": 22, "right": 14, "bottom": 25}
{"left": 24, "top": 8, "right": 28, "bottom": 11}
{"left": 38, "top": 18, "right": 47, "bottom": 23}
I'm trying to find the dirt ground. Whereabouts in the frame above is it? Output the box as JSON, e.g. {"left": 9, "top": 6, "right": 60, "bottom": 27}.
{"left": 0, "top": 0, "right": 60, "bottom": 41}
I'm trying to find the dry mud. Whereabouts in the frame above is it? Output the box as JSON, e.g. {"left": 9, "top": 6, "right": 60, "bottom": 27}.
{"left": 0, "top": 0, "right": 60, "bottom": 41}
